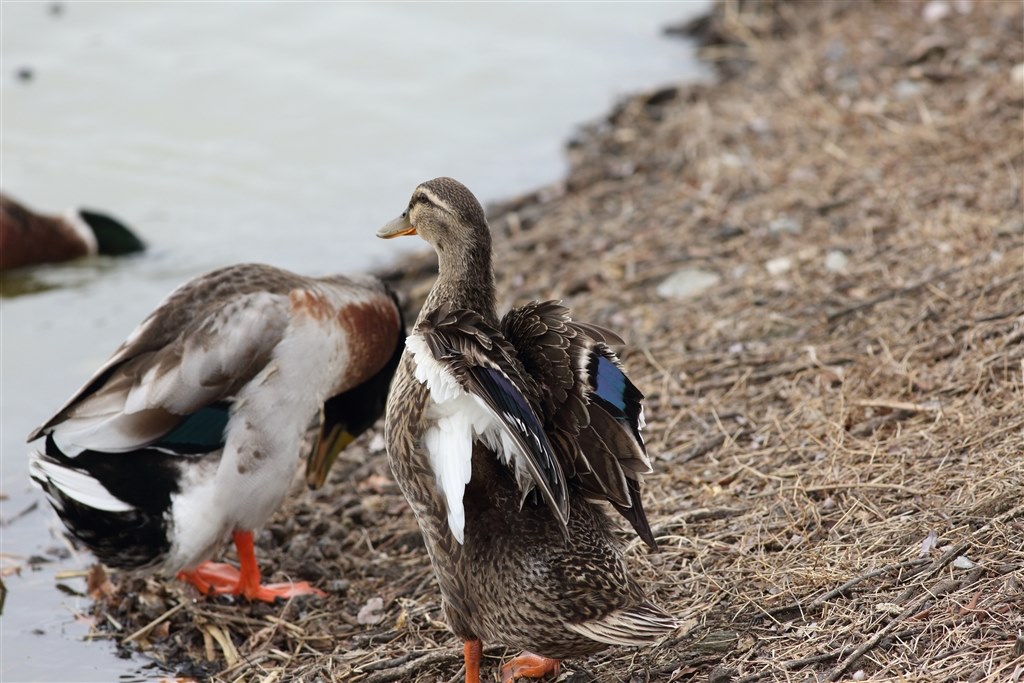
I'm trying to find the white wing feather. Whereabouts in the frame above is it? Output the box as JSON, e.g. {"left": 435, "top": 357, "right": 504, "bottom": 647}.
{"left": 407, "top": 334, "right": 524, "bottom": 543}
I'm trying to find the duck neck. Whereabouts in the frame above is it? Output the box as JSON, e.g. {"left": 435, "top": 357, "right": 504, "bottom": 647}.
{"left": 423, "top": 233, "right": 497, "bottom": 326}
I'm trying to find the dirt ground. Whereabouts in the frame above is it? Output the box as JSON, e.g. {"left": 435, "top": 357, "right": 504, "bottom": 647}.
{"left": 87, "top": 1, "right": 1023, "bottom": 681}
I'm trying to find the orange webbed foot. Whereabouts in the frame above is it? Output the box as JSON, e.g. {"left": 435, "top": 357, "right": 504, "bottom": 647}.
{"left": 500, "top": 651, "right": 561, "bottom": 682}
{"left": 176, "top": 531, "right": 325, "bottom": 603}
{"left": 244, "top": 580, "right": 326, "bottom": 602}
{"left": 178, "top": 561, "right": 242, "bottom": 595}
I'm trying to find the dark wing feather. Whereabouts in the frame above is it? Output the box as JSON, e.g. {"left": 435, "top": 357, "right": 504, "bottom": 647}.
{"left": 571, "top": 320, "right": 625, "bottom": 347}
{"left": 610, "top": 478, "right": 656, "bottom": 550}
{"left": 465, "top": 366, "right": 566, "bottom": 515}
{"left": 502, "top": 300, "right": 658, "bottom": 549}
{"left": 415, "top": 305, "right": 569, "bottom": 526}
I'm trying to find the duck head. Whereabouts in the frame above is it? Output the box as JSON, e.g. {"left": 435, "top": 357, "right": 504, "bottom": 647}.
{"left": 377, "top": 177, "right": 489, "bottom": 258}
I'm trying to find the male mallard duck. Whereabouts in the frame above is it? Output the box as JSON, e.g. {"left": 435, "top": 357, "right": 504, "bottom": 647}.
{"left": 1, "top": 192, "right": 145, "bottom": 269}
{"left": 378, "top": 178, "right": 677, "bottom": 681}
{"left": 28, "top": 263, "right": 404, "bottom": 602}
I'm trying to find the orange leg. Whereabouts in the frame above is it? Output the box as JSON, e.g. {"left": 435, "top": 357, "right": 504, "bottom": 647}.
{"left": 177, "top": 530, "right": 325, "bottom": 602}
{"left": 500, "top": 651, "right": 561, "bottom": 682}
{"left": 464, "top": 639, "right": 482, "bottom": 683}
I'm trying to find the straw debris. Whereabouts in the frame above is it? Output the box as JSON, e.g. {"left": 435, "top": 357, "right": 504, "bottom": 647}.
{"left": 84, "top": 1, "right": 1023, "bottom": 681}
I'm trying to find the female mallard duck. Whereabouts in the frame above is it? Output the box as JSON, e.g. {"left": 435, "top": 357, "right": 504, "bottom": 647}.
{"left": 378, "top": 178, "right": 677, "bottom": 681}
{"left": 1, "top": 192, "right": 145, "bottom": 269}
{"left": 28, "top": 263, "right": 404, "bottom": 602}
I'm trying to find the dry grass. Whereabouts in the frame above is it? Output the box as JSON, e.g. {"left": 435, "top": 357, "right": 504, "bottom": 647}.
{"left": 85, "top": 1, "right": 1023, "bottom": 681}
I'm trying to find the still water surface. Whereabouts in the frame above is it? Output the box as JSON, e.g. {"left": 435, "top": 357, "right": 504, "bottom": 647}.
{"left": 1, "top": 2, "right": 707, "bottom": 679}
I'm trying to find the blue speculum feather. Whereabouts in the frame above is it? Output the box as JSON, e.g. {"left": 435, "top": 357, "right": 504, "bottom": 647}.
{"left": 483, "top": 369, "right": 537, "bottom": 427}
{"left": 593, "top": 355, "right": 628, "bottom": 412}
{"left": 588, "top": 353, "right": 645, "bottom": 443}
{"left": 156, "top": 402, "right": 230, "bottom": 452}
{"left": 475, "top": 367, "right": 560, "bottom": 486}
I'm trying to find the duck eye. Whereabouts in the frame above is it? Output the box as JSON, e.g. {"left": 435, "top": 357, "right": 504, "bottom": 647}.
{"left": 416, "top": 194, "right": 431, "bottom": 205}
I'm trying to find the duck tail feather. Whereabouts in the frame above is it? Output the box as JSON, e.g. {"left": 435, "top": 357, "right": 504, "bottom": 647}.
{"left": 565, "top": 603, "right": 679, "bottom": 646}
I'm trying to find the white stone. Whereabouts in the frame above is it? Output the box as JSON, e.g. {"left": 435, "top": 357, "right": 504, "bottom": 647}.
{"left": 952, "top": 556, "right": 977, "bottom": 570}
{"left": 656, "top": 268, "right": 721, "bottom": 299}
{"left": 769, "top": 217, "right": 802, "bottom": 235}
{"left": 893, "top": 79, "right": 924, "bottom": 100}
{"left": 766, "top": 257, "right": 792, "bottom": 276}
{"left": 923, "top": 0, "right": 950, "bottom": 23}
{"left": 356, "top": 596, "right": 385, "bottom": 624}
{"left": 825, "top": 250, "right": 849, "bottom": 273}
{"left": 1013, "top": 62, "right": 1024, "bottom": 86}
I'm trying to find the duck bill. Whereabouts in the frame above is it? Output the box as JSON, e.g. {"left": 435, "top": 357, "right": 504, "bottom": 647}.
{"left": 305, "top": 424, "right": 356, "bottom": 489}
{"left": 377, "top": 214, "right": 417, "bottom": 239}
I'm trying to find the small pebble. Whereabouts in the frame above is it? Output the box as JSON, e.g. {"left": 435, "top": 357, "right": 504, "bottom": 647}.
{"left": 920, "top": 530, "right": 939, "bottom": 556}
{"left": 893, "top": 79, "right": 924, "bottom": 100}
{"left": 952, "top": 555, "right": 977, "bottom": 570}
{"left": 368, "top": 433, "right": 386, "bottom": 453}
{"left": 656, "top": 268, "right": 720, "bottom": 300}
{"left": 852, "top": 670, "right": 867, "bottom": 682}
{"left": 923, "top": 0, "right": 951, "bottom": 23}
{"left": 715, "top": 223, "right": 744, "bottom": 240}
{"left": 769, "top": 217, "right": 802, "bottom": 235}
{"left": 719, "top": 152, "right": 744, "bottom": 168}
{"left": 357, "top": 596, "right": 385, "bottom": 625}
{"left": 747, "top": 116, "right": 772, "bottom": 135}
{"left": 825, "top": 250, "right": 849, "bottom": 273}
{"left": 766, "top": 256, "right": 792, "bottom": 276}
{"left": 1013, "top": 62, "right": 1024, "bottom": 86}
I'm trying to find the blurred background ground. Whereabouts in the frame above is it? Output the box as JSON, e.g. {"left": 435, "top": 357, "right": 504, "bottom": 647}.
{"left": 81, "top": 1, "right": 1023, "bottom": 681}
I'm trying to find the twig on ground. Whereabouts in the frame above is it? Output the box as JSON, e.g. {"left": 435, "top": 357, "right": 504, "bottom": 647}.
{"left": 766, "top": 558, "right": 930, "bottom": 617}
{"left": 356, "top": 650, "right": 458, "bottom": 683}
{"left": 123, "top": 602, "right": 186, "bottom": 642}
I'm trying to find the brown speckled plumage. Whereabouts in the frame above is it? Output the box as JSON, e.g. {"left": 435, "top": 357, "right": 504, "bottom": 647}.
{"left": 381, "top": 178, "right": 677, "bottom": 672}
